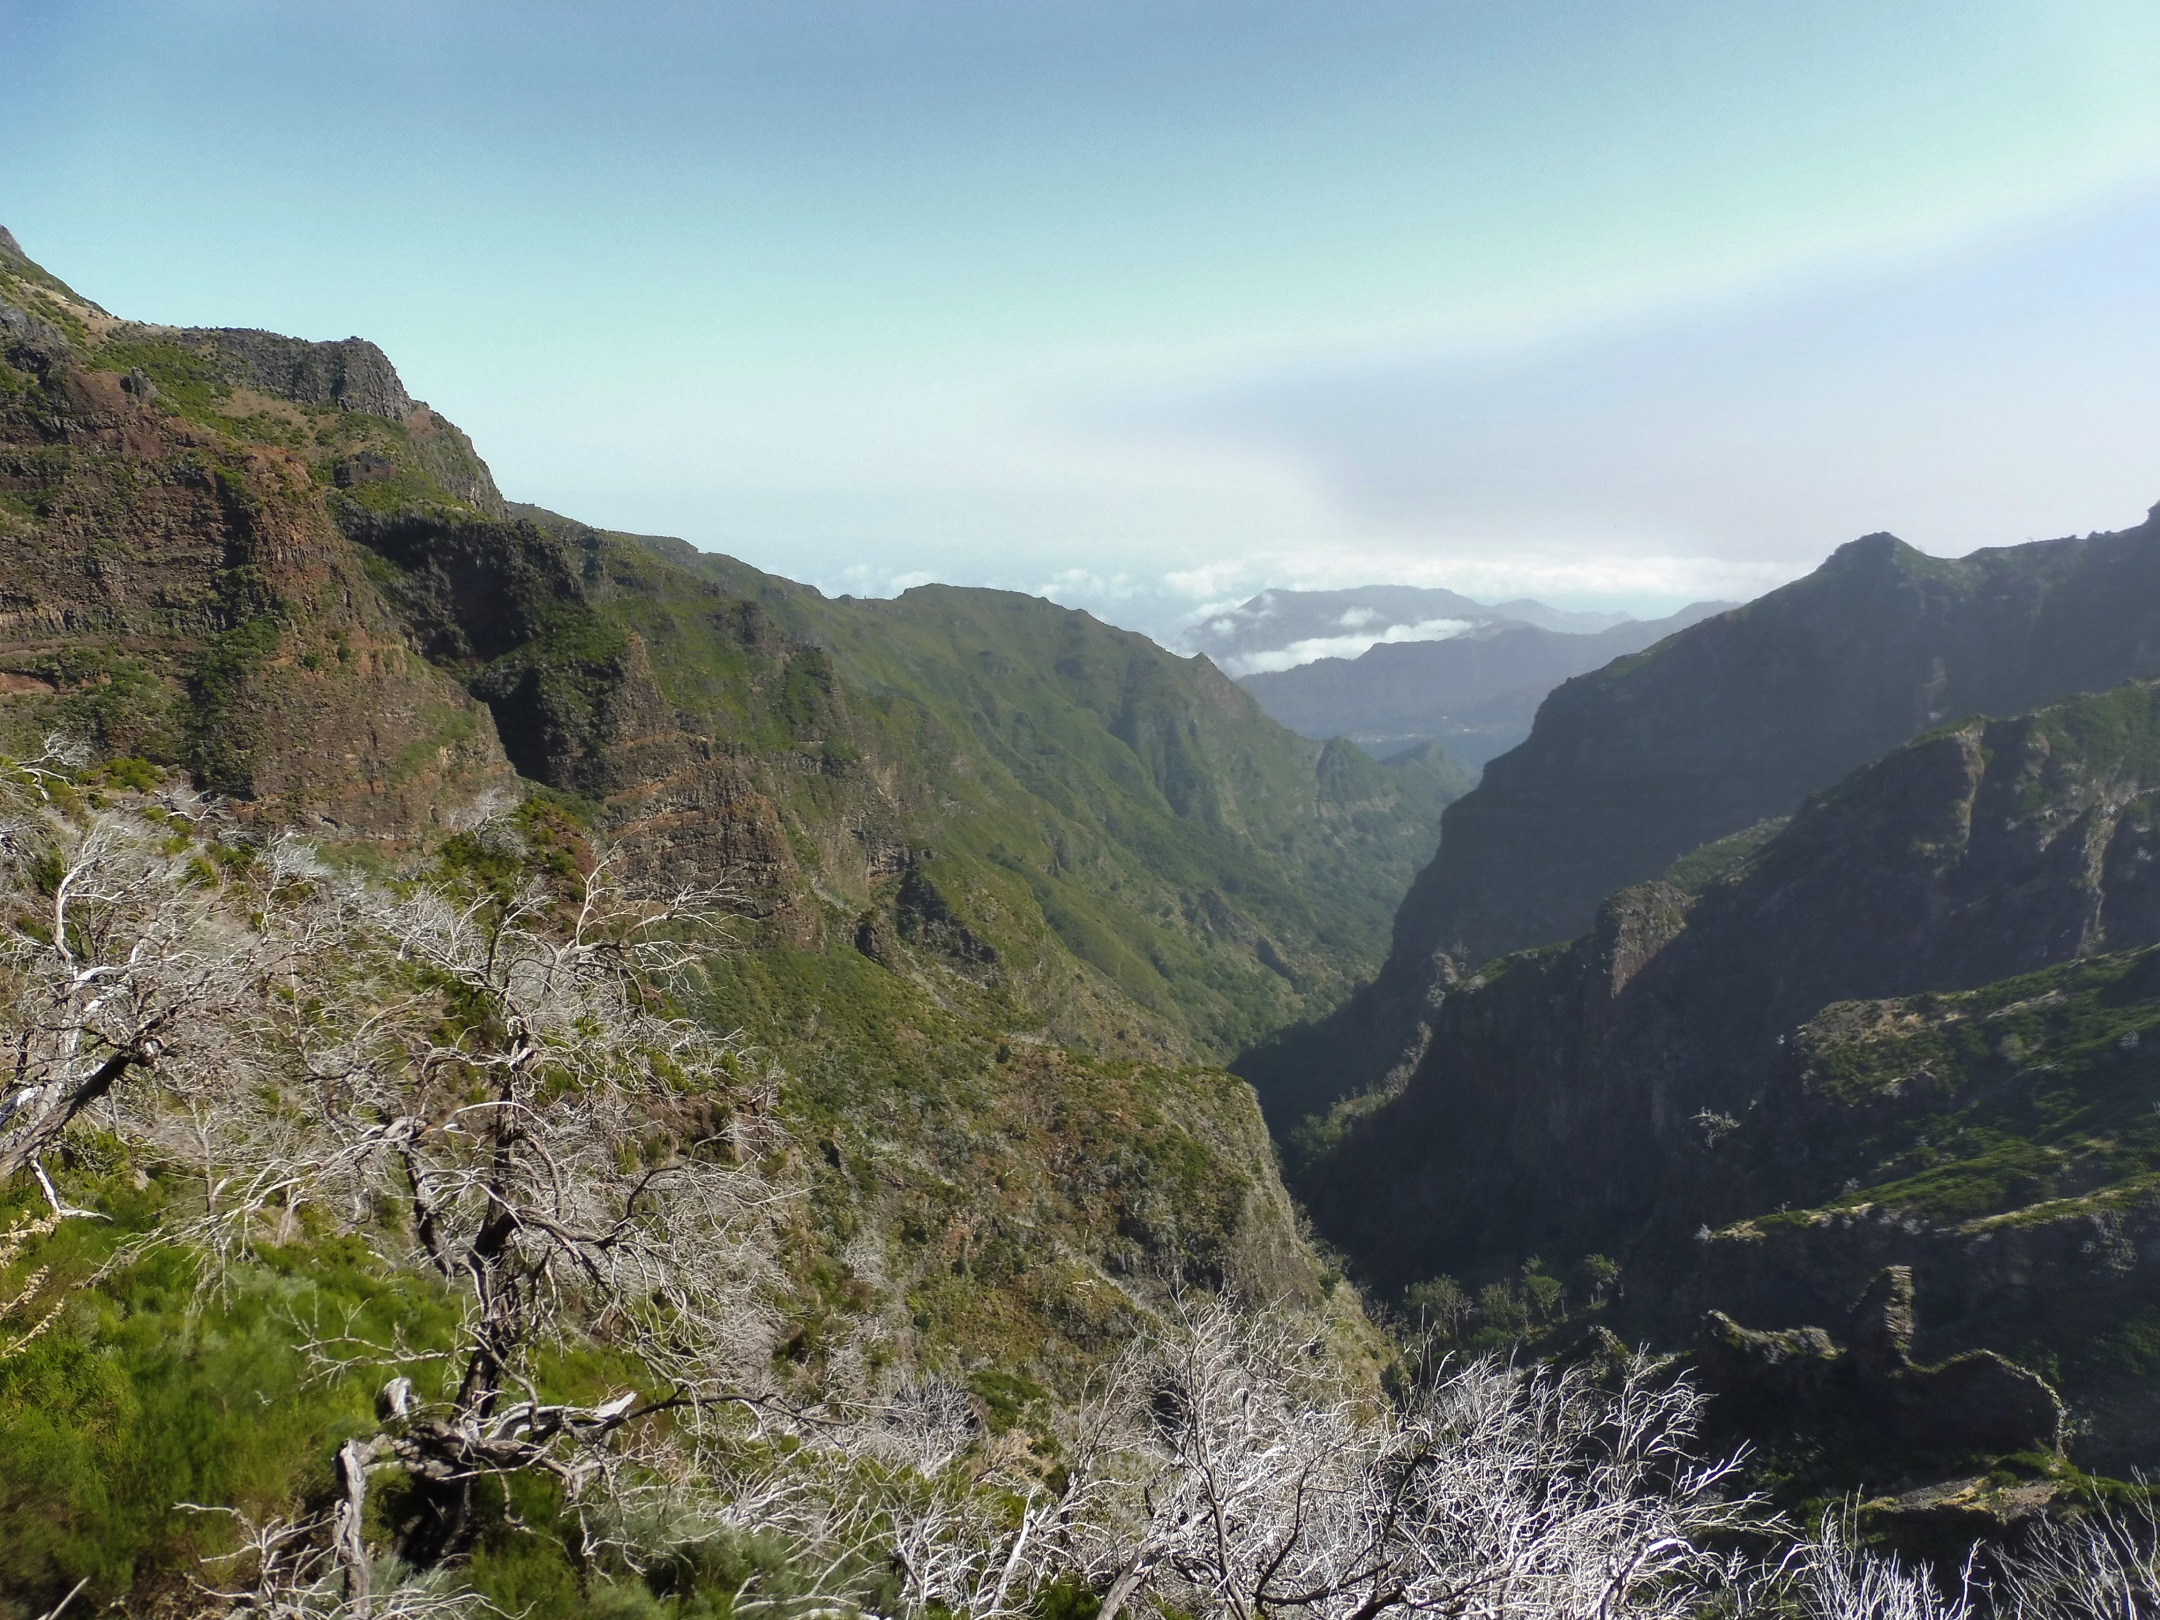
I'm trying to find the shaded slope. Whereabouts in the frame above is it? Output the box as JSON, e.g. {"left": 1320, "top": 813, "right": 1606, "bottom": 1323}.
{"left": 1255, "top": 520, "right": 2160, "bottom": 1137}
{"left": 1684, "top": 948, "right": 2160, "bottom": 1472}
{"left": 1402, "top": 524, "right": 2160, "bottom": 974}
{"left": 1298, "top": 677, "right": 2160, "bottom": 1465}
{"left": 1304, "top": 677, "right": 2160, "bottom": 1290}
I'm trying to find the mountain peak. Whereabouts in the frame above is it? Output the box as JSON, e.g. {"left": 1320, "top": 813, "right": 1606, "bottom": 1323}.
{"left": 187, "top": 327, "right": 416, "bottom": 420}
{"left": 1824, "top": 530, "right": 1912, "bottom": 569}
{"left": 0, "top": 225, "right": 23, "bottom": 261}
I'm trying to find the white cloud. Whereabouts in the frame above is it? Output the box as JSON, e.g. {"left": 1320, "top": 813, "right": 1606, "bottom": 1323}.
{"left": 1221, "top": 617, "right": 1477, "bottom": 677}
{"left": 825, "top": 563, "right": 936, "bottom": 598}
{"left": 1037, "top": 567, "right": 1149, "bottom": 607}
{"left": 1151, "top": 544, "right": 1798, "bottom": 632}
{"left": 1109, "top": 187, "right": 2160, "bottom": 589}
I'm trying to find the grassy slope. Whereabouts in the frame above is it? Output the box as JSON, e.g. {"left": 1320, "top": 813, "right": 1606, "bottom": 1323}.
{"left": 1676, "top": 947, "right": 2160, "bottom": 1512}
{"left": 1772, "top": 950, "right": 2160, "bottom": 1226}
{"left": 599, "top": 535, "right": 1466, "bottom": 1055}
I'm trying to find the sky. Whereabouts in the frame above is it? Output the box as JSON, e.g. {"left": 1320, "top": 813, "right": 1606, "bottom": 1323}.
{"left": 9, "top": 1, "right": 2160, "bottom": 642}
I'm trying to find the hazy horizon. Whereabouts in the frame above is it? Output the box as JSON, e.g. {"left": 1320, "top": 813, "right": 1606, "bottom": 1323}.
{"left": 13, "top": 3, "right": 2160, "bottom": 643}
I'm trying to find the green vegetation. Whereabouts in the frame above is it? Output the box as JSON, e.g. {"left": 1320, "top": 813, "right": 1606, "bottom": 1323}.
{"left": 0, "top": 1183, "right": 462, "bottom": 1606}
{"left": 1395, "top": 1252, "right": 1622, "bottom": 1359}
{"left": 702, "top": 936, "right": 1317, "bottom": 1385}
{"left": 0, "top": 235, "right": 1453, "bottom": 1612}
{"left": 0, "top": 753, "right": 1352, "bottom": 1617}
{"left": 1786, "top": 946, "right": 2160, "bottom": 1224}
{"left": 455, "top": 513, "right": 1464, "bottom": 1058}
{"left": 89, "top": 336, "right": 229, "bottom": 420}
{"left": 1659, "top": 816, "right": 1787, "bottom": 894}
{"left": 3, "top": 227, "right": 1458, "bottom": 1065}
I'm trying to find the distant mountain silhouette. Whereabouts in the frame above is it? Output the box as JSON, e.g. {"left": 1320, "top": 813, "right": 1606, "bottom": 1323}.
{"left": 1242, "top": 515, "right": 2160, "bottom": 1139}
{"left": 1183, "top": 584, "right": 1631, "bottom": 678}
{"left": 1238, "top": 601, "right": 1732, "bottom": 767}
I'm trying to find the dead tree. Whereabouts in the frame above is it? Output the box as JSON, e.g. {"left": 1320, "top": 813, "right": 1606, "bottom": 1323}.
{"left": 0, "top": 781, "right": 789, "bottom": 1609}
{"left": 0, "top": 787, "right": 269, "bottom": 1201}
{"left": 1060, "top": 1302, "right": 1753, "bottom": 1620}
{"left": 204, "top": 829, "right": 792, "bottom": 1596}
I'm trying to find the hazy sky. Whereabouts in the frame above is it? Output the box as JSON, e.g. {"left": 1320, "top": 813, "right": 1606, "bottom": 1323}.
{"left": 10, "top": 2, "right": 2160, "bottom": 636}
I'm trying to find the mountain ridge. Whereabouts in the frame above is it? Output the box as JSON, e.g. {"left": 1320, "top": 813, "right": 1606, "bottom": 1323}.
{"left": 0, "top": 231, "right": 1460, "bottom": 1062}
{"left": 1183, "top": 582, "right": 1637, "bottom": 679}
{"left": 0, "top": 227, "right": 1424, "bottom": 1427}
{"left": 1294, "top": 670, "right": 2160, "bottom": 1468}
{"left": 1248, "top": 518, "right": 2160, "bottom": 1137}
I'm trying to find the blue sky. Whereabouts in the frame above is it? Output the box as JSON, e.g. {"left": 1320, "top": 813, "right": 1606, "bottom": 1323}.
{"left": 9, "top": 1, "right": 2160, "bottom": 635}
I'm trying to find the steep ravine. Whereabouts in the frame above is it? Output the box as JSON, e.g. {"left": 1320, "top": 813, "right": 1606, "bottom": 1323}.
{"left": 1301, "top": 675, "right": 2160, "bottom": 1467}
{"left": 1251, "top": 519, "right": 2160, "bottom": 1135}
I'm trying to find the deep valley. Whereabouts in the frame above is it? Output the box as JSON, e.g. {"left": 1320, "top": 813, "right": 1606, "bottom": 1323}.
{"left": 11, "top": 221, "right": 2160, "bottom": 1617}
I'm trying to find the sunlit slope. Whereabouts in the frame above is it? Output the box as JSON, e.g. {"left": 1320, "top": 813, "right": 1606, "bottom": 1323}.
{"left": 601, "top": 533, "right": 1467, "bottom": 1053}
{"left": 0, "top": 233, "right": 1458, "bottom": 1064}
{"left": 0, "top": 229, "right": 1369, "bottom": 1426}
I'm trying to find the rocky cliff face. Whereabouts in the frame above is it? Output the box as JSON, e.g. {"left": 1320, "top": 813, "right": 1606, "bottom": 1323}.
{"left": 1270, "top": 522, "right": 2160, "bottom": 1134}
{"left": 1306, "top": 678, "right": 2160, "bottom": 1283}
{"left": 0, "top": 237, "right": 515, "bottom": 831}
{"left": 1301, "top": 676, "right": 2160, "bottom": 1462}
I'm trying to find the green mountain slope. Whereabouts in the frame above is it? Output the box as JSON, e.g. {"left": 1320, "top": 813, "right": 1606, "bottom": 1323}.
{"left": 0, "top": 226, "right": 1423, "bottom": 1448}
{"left": 0, "top": 232, "right": 1458, "bottom": 1064}
{"left": 600, "top": 532, "right": 1468, "bottom": 1046}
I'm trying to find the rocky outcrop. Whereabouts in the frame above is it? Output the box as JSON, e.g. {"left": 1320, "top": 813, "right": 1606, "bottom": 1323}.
{"left": 1698, "top": 1268, "right": 2064, "bottom": 1456}
{"left": 160, "top": 330, "right": 505, "bottom": 514}
{"left": 178, "top": 328, "right": 414, "bottom": 419}
{"left": 0, "top": 276, "right": 515, "bottom": 829}
{"left": 0, "top": 291, "right": 69, "bottom": 375}
{"left": 1695, "top": 1312, "right": 1844, "bottom": 1407}
{"left": 1295, "top": 669, "right": 2160, "bottom": 1461}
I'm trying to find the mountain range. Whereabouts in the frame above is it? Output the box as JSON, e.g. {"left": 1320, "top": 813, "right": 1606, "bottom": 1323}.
{"left": 1182, "top": 584, "right": 1634, "bottom": 678}
{"left": 18, "top": 214, "right": 2160, "bottom": 1607}
{"left": 1254, "top": 510, "right": 2160, "bottom": 1482}
{"left": 0, "top": 223, "right": 1434, "bottom": 1573}
{"left": 0, "top": 233, "right": 1462, "bottom": 1070}
{"left": 1236, "top": 599, "right": 1734, "bottom": 766}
